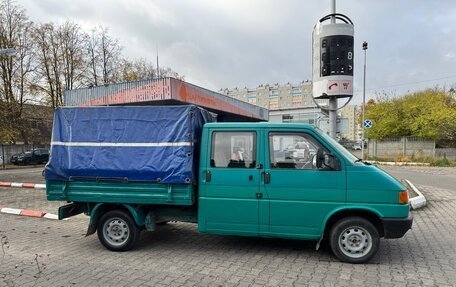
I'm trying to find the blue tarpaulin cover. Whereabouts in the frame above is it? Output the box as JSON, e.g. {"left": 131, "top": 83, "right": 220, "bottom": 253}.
{"left": 45, "top": 105, "right": 216, "bottom": 183}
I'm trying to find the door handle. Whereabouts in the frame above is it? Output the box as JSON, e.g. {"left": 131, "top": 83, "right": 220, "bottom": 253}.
{"left": 263, "top": 172, "right": 270, "bottom": 184}
{"left": 205, "top": 170, "right": 211, "bottom": 182}
{"left": 256, "top": 192, "right": 263, "bottom": 199}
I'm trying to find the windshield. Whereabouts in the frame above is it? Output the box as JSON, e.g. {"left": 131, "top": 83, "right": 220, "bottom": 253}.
{"left": 316, "top": 129, "right": 359, "bottom": 163}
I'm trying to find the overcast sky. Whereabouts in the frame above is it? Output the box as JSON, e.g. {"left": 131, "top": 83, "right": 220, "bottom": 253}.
{"left": 21, "top": 0, "right": 456, "bottom": 103}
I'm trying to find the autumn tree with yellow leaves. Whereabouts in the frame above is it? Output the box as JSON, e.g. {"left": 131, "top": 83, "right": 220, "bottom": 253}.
{"left": 362, "top": 89, "right": 456, "bottom": 146}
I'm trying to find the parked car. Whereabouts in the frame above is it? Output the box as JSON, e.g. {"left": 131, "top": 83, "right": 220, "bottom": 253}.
{"left": 10, "top": 152, "right": 23, "bottom": 165}
{"left": 13, "top": 149, "right": 49, "bottom": 165}
{"left": 285, "top": 141, "right": 311, "bottom": 161}
{"left": 352, "top": 144, "right": 362, "bottom": 150}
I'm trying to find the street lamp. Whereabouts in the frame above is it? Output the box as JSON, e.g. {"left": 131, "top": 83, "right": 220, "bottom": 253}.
{"left": 361, "top": 41, "right": 368, "bottom": 160}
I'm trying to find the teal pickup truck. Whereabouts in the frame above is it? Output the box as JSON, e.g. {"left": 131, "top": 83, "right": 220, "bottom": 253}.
{"left": 46, "top": 106, "right": 412, "bottom": 263}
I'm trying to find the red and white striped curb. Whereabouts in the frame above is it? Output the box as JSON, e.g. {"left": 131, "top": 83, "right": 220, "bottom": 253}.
{"left": 0, "top": 182, "right": 46, "bottom": 189}
{"left": 0, "top": 206, "right": 59, "bottom": 219}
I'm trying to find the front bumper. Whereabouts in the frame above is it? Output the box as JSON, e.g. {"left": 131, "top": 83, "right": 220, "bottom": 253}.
{"left": 382, "top": 213, "right": 413, "bottom": 238}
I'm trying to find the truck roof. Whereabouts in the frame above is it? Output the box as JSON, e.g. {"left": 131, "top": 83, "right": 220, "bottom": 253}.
{"left": 204, "top": 122, "right": 317, "bottom": 130}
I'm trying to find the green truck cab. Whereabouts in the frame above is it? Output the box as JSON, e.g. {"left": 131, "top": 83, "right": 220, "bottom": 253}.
{"left": 197, "top": 123, "right": 412, "bottom": 263}
{"left": 46, "top": 111, "right": 412, "bottom": 264}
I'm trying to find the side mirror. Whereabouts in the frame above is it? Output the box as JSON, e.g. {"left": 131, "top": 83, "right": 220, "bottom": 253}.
{"left": 324, "top": 153, "right": 341, "bottom": 170}
{"left": 316, "top": 148, "right": 325, "bottom": 169}
{"left": 316, "top": 148, "right": 340, "bottom": 170}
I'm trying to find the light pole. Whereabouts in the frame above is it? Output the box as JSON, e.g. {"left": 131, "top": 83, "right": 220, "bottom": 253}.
{"left": 328, "top": 0, "right": 337, "bottom": 139}
{"left": 361, "top": 41, "right": 368, "bottom": 160}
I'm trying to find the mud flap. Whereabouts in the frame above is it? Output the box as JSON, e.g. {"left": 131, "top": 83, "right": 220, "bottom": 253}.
{"left": 58, "top": 203, "right": 84, "bottom": 220}
{"left": 315, "top": 235, "right": 324, "bottom": 251}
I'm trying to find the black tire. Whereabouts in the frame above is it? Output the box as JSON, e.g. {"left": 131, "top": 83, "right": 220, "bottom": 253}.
{"left": 156, "top": 221, "right": 168, "bottom": 226}
{"left": 329, "top": 216, "right": 379, "bottom": 263}
{"left": 97, "top": 210, "right": 140, "bottom": 252}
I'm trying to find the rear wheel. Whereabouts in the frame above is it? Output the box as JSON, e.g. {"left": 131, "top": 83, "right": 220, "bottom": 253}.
{"left": 97, "top": 210, "right": 140, "bottom": 251}
{"left": 329, "top": 216, "right": 379, "bottom": 263}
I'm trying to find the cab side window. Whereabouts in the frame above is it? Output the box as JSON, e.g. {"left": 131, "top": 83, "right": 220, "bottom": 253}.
{"left": 210, "top": 132, "right": 256, "bottom": 168}
{"left": 269, "top": 133, "right": 324, "bottom": 170}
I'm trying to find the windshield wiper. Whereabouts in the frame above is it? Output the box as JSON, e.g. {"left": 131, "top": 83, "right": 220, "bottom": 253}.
{"left": 355, "top": 159, "right": 371, "bottom": 165}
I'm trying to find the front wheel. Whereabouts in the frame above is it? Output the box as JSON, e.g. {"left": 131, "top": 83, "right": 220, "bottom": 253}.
{"left": 329, "top": 217, "right": 380, "bottom": 263}
{"left": 97, "top": 210, "right": 140, "bottom": 251}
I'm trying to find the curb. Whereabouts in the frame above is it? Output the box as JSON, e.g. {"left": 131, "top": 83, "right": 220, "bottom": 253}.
{"left": 404, "top": 179, "right": 427, "bottom": 210}
{"left": 366, "top": 161, "right": 430, "bottom": 166}
{"left": 0, "top": 182, "right": 46, "bottom": 189}
{"left": 0, "top": 206, "right": 58, "bottom": 219}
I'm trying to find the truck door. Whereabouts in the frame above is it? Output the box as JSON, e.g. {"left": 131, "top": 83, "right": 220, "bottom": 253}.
{"left": 202, "top": 129, "right": 261, "bottom": 236}
{"left": 263, "top": 130, "right": 346, "bottom": 239}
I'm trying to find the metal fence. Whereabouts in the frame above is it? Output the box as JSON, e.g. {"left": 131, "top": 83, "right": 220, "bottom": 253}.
{"left": 1, "top": 144, "right": 51, "bottom": 168}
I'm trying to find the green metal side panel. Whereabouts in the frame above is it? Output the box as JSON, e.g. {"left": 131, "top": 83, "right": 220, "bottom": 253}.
{"left": 46, "top": 180, "right": 195, "bottom": 206}
{"left": 345, "top": 165, "right": 409, "bottom": 218}
{"left": 200, "top": 127, "right": 261, "bottom": 236}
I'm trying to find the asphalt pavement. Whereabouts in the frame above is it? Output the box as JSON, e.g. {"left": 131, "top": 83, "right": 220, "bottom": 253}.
{"left": 381, "top": 166, "right": 456, "bottom": 192}
{"left": 0, "top": 166, "right": 45, "bottom": 183}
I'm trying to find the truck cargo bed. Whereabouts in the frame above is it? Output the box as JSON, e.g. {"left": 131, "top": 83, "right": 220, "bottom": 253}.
{"left": 46, "top": 180, "right": 195, "bottom": 206}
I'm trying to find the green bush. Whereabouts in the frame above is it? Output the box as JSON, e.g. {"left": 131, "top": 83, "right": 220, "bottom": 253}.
{"left": 430, "top": 157, "right": 456, "bottom": 167}
{"left": 366, "top": 156, "right": 456, "bottom": 167}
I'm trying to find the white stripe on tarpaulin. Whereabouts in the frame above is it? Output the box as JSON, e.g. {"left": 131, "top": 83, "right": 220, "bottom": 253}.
{"left": 51, "top": 141, "right": 192, "bottom": 147}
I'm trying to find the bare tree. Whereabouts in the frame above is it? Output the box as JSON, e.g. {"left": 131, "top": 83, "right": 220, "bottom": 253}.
{"left": 99, "top": 27, "right": 121, "bottom": 84}
{"left": 160, "top": 66, "right": 184, "bottom": 81}
{"left": 85, "top": 26, "right": 121, "bottom": 86}
{"left": 33, "top": 23, "right": 61, "bottom": 108}
{"left": 86, "top": 28, "right": 100, "bottom": 86}
{"left": 59, "top": 21, "right": 87, "bottom": 90}
{"left": 0, "top": 0, "right": 35, "bottom": 143}
{"left": 118, "top": 58, "right": 156, "bottom": 82}
{"left": 117, "top": 58, "right": 184, "bottom": 82}
{"left": 33, "top": 21, "right": 87, "bottom": 108}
